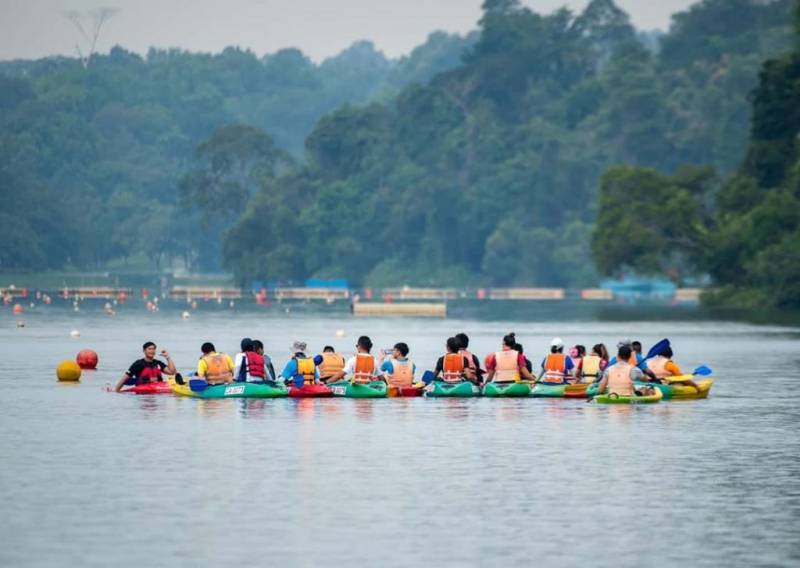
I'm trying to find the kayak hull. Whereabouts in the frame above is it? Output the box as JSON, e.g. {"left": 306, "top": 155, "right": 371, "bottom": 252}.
{"left": 425, "top": 380, "right": 481, "bottom": 398}
{"left": 530, "top": 384, "right": 567, "bottom": 398}
{"left": 387, "top": 384, "right": 424, "bottom": 397}
{"left": 121, "top": 381, "right": 173, "bottom": 395}
{"left": 483, "top": 382, "right": 532, "bottom": 397}
{"left": 329, "top": 381, "right": 388, "bottom": 398}
{"left": 288, "top": 383, "right": 334, "bottom": 398}
{"left": 169, "top": 379, "right": 288, "bottom": 398}
{"left": 594, "top": 388, "right": 663, "bottom": 404}
{"left": 636, "top": 378, "right": 714, "bottom": 400}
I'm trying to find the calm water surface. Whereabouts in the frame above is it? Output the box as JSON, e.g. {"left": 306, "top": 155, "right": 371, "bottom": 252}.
{"left": 1, "top": 305, "right": 799, "bottom": 567}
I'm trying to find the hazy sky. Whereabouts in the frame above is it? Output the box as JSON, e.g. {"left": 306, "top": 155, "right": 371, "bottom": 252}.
{"left": 0, "top": 0, "right": 699, "bottom": 62}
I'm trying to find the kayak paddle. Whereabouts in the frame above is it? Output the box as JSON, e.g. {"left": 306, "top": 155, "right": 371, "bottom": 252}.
{"left": 645, "top": 338, "right": 670, "bottom": 360}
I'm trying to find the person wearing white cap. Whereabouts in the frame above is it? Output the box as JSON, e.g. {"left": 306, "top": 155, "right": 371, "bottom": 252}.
{"left": 280, "top": 340, "right": 320, "bottom": 386}
{"left": 537, "top": 337, "right": 575, "bottom": 384}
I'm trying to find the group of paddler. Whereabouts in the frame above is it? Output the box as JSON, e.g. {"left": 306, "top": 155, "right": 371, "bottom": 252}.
{"left": 114, "top": 332, "right": 703, "bottom": 399}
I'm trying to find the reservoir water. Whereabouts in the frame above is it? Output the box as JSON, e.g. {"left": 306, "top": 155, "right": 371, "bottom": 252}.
{"left": 1, "top": 304, "right": 799, "bottom": 567}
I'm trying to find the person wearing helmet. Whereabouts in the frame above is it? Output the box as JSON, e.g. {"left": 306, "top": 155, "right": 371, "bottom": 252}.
{"left": 538, "top": 338, "right": 575, "bottom": 384}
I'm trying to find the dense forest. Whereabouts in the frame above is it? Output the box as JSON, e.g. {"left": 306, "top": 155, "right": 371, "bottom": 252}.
{"left": 1, "top": 0, "right": 797, "bottom": 299}
{"left": 594, "top": 0, "right": 800, "bottom": 308}
{"left": 0, "top": 31, "right": 474, "bottom": 271}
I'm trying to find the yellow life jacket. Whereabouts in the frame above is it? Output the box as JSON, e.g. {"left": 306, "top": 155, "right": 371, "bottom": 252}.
{"left": 203, "top": 353, "right": 233, "bottom": 384}
{"left": 318, "top": 352, "right": 344, "bottom": 379}
{"left": 582, "top": 355, "right": 601, "bottom": 379}
{"left": 353, "top": 354, "right": 376, "bottom": 384}
{"left": 295, "top": 357, "right": 316, "bottom": 384}
{"left": 388, "top": 359, "right": 414, "bottom": 386}
{"left": 494, "top": 350, "right": 520, "bottom": 383}
{"left": 607, "top": 362, "right": 635, "bottom": 396}
{"left": 442, "top": 353, "right": 465, "bottom": 382}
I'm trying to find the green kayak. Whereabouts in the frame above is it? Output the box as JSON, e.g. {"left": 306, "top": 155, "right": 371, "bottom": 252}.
{"left": 594, "top": 388, "right": 663, "bottom": 404}
{"left": 530, "top": 384, "right": 567, "bottom": 398}
{"left": 328, "top": 380, "right": 388, "bottom": 398}
{"left": 424, "top": 380, "right": 481, "bottom": 398}
{"left": 483, "top": 381, "right": 532, "bottom": 397}
{"left": 169, "top": 378, "right": 288, "bottom": 399}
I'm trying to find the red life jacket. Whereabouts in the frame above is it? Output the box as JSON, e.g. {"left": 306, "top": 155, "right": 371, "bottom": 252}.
{"left": 138, "top": 362, "right": 163, "bottom": 384}
{"left": 244, "top": 351, "right": 265, "bottom": 379}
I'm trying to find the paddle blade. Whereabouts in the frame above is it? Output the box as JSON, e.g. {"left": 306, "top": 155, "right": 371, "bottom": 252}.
{"left": 421, "top": 370, "right": 435, "bottom": 385}
{"left": 189, "top": 379, "right": 208, "bottom": 392}
{"left": 693, "top": 365, "right": 713, "bottom": 376}
{"left": 646, "top": 338, "right": 670, "bottom": 360}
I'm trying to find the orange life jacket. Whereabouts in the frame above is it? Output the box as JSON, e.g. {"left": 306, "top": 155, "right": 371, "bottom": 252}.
{"left": 459, "top": 349, "right": 477, "bottom": 371}
{"left": 203, "top": 353, "right": 233, "bottom": 384}
{"left": 442, "top": 353, "right": 465, "bottom": 382}
{"left": 388, "top": 359, "right": 414, "bottom": 386}
{"left": 295, "top": 356, "right": 316, "bottom": 384}
{"left": 543, "top": 353, "right": 567, "bottom": 384}
{"left": 582, "top": 355, "right": 601, "bottom": 379}
{"left": 494, "top": 350, "right": 521, "bottom": 383}
{"left": 607, "top": 362, "right": 635, "bottom": 396}
{"left": 646, "top": 355, "right": 671, "bottom": 379}
{"left": 318, "top": 352, "right": 345, "bottom": 379}
{"left": 353, "top": 353, "right": 376, "bottom": 384}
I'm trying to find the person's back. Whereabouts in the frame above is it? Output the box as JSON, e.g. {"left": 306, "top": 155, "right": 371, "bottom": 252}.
{"left": 442, "top": 352, "right": 466, "bottom": 382}
{"left": 541, "top": 338, "right": 573, "bottom": 384}
{"left": 318, "top": 347, "right": 345, "bottom": 382}
{"left": 234, "top": 338, "right": 267, "bottom": 383}
{"left": 381, "top": 343, "right": 415, "bottom": 386}
{"left": 198, "top": 342, "right": 234, "bottom": 385}
{"left": 456, "top": 333, "right": 484, "bottom": 384}
{"left": 581, "top": 354, "right": 602, "bottom": 381}
{"left": 606, "top": 361, "right": 635, "bottom": 396}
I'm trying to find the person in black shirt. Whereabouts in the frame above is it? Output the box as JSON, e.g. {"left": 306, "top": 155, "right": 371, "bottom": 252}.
{"left": 114, "top": 341, "right": 176, "bottom": 392}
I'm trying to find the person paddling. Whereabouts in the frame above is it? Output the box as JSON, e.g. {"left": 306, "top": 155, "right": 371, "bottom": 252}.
{"left": 317, "top": 345, "right": 346, "bottom": 384}
{"left": 281, "top": 341, "right": 320, "bottom": 386}
{"left": 484, "top": 332, "right": 533, "bottom": 383}
{"left": 380, "top": 342, "right": 416, "bottom": 387}
{"left": 197, "top": 342, "right": 234, "bottom": 385}
{"left": 608, "top": 338, "right": 657, "bottom": 380}
{"left": 435, "top": 337, "right": 478, "bottom": 383}
{"left": 646, "top": 346, "right": 702, "bottom": 392}
{"left": 596, "top": 344, "right": 655, "bottom": 397}
{"left": 538, "top": 338, "right": 575, "bottom": 384}
{"left": 114, "top": 341, "right": 176, "bottom": 392}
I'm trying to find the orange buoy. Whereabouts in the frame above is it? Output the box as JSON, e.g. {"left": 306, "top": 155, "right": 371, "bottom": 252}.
{"left": 57, "top": 360, "right": 82, "bottom": 382}
{"left": 76, "top": 349, "right": 98, "bottom": 370}
{"left": 13, "top": 303, "right": 23, "bottom": 315}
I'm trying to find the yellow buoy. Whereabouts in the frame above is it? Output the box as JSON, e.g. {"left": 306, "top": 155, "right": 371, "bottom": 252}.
{"left": 57, "top": 360, "right": 82, "bottom": 382}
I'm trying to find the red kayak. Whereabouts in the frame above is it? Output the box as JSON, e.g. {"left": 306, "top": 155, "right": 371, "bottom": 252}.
{"left": 387, "top": 384, "right": 424, "bottom": 397}
{"left": 288, "top": 383, "right": 334, "bottom": 398}
{"left": 121, "top": 381, "right": 173, "bottom": 395}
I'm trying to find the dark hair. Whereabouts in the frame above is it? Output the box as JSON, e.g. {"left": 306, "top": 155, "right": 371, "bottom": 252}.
{"left": 632, "top": 341, "right": 642, "bottom": 353}
{"left": 201, "top": 342, "right": 215, "bottom": 354}
{"left": 240, "top": 338, "right": 254, "bottom": 352}
{"left": 142, "top": 341, "right": 156, "bottom": 351}
{"left": 593, "top": 343, "right": 609, "bottom": 360}
{"left": 502, "top": 332, "right": 516, "bottom": 348}
{"left": 252, "top": 340, "right": 264, "bottom": 351}
{"left": 551, "top": 345, "right": 563, "bottom": 354}
{"left": 446, "top": 337, "right": 460, "bottom": 353}
{"left": 514, "top": 343, "right": 524, "bottom": 354}
{"left": 323, "top": 345, "right": 335, "bottom": 352}
{"left": 575, "top": 345, "right": 586, "bottom": 357}
{"left": 357, "top": 336, "right": 373, "bottom": 352}
{"left": 661, "top": 346, "right": 673, "bottom": 358}
{"left": 455, "top": 333, "right": 469, "bottom": 349}
{"left": 394, "top": 342, "right": 409, "bottom": 356}
{"left": 618, "top": 344, "right": 632, "bottom": 361}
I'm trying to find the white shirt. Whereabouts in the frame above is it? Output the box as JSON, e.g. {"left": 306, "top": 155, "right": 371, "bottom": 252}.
{"left": 343, "top": 353, "right": 379, "bottom": 380}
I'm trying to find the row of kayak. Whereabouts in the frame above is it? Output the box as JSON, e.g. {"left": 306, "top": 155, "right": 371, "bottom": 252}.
{"left": 120, "top": 377, "right": 714, "bottom": 403}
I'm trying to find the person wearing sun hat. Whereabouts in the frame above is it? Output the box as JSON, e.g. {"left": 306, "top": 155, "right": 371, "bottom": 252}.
{"left": 537, "top": 337, "right": 575, "bottom": 384}
{"left": 280, "top": 340, "right": 320, "bottom": 386}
